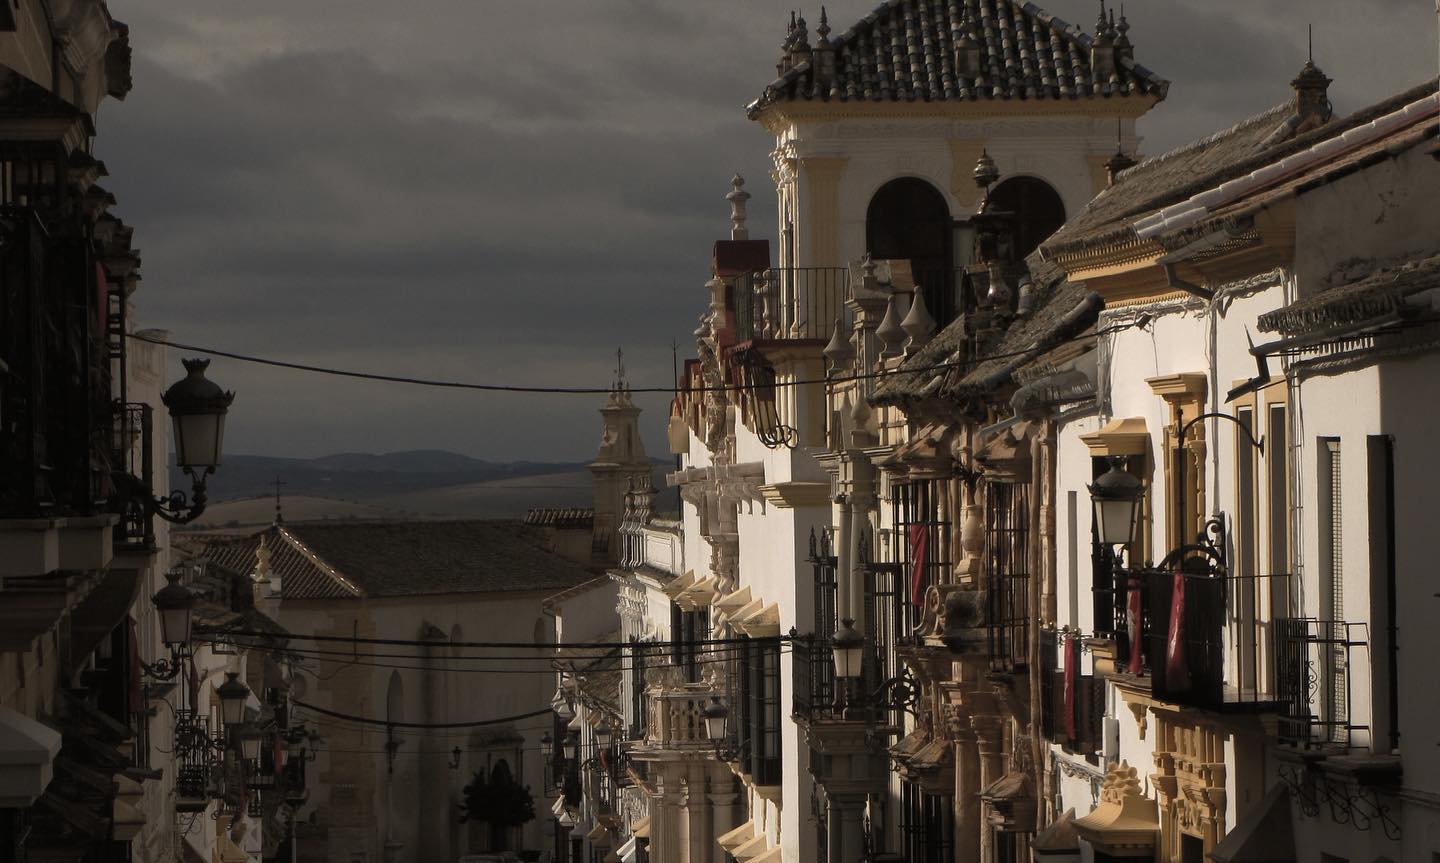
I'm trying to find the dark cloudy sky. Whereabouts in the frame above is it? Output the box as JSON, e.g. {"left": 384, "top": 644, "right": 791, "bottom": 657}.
{"left": 100, "top": 1, "right": 1438, "bottom": 462}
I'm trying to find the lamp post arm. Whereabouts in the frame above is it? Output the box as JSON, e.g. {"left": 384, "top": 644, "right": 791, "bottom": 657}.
{"left": 1177, "top": 411, "right": 1264, "bottom": 453}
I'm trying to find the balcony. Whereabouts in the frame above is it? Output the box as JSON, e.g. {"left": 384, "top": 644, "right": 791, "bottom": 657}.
{"left": 638, "top": 685, "right": 717, "bottom": 751}
{"left": 111, "top": 402, "right": 155, "bottom": 550}
{"left": 1273, "top": 618, "right": 1369, "bottom": 749}
{"left": 732, "top": 267, "right": 849, "bottom": 344}
{"left": 1096, "top": 566, "right": 1279, "bottom": 712}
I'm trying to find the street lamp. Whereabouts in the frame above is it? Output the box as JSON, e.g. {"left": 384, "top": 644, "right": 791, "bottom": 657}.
{"left": 595, "top": 721, "right": 612, "bottom": 748}
{"left": 165, "top": 358, "right": 234, "bottom": 473}
{"left": 832, "top": 619, "right": 865, "bottom": 680}
{"left": 541, "top": 732, "right": 554, "bottom": 762}
{"left": 217, "top": 672, "right": 251, "bottom": 730}
{"left": 153, "top": 568, "right": 197, "bottom": 647}
{"left": 562, "top": 732, "right": 578, "bottom": 763}
{"left": 237, "top": 724, "right": 263, "bottom": 763}
{"left": 115, "top": 358, "right": 234, "bottom": 524}
{"left": 1088, "top": 457, "right": 1144, "bottom": 548}
{"left": 702, "top": 698, "right": 728, "bottom": 744}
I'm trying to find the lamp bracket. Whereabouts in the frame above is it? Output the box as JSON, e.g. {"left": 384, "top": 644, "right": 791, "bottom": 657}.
{"left": 113, "top": 466, "right": 214, "bottom": 525}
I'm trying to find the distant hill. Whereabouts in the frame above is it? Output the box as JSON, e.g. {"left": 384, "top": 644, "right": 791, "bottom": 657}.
{"left": 175, "top": 450, "right": 677, "bottom": 525}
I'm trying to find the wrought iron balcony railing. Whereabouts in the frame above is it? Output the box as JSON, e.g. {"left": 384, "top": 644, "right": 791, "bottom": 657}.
{"left": 111, "top": 401, "right": 155, "bottom": 548}
{"left": 732, "top": 267, "right": 849, "bottom": 343}
{"left": 1273, "top": 617, "right": 1368, "bottom": 749}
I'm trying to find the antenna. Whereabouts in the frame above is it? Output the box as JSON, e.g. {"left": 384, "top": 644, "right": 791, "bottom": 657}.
{"left": 1308, "top": 23, "right": 1313, "bottom": 63}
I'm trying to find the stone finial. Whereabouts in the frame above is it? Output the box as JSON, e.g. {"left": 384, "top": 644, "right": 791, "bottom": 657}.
{"left": 726, "top": 174, "right": 751, "bottom": 240}
{"left": 901, "top": 289, "right": 936, "bottom": 352}
{"left": 816, "top": 6, "right": 831, "bottom": 42}
{"left": 254, "top": 534, "right": 272, "bottom": 584}
{"left": 1090, "top": 0, "right": 1116, "bottom": 82}
{"left": 1115, "top": 5, "right": 1132, "bottom": 61}
{"left": 973, "top": 150, "right": 999, "bottom": 191}
{"left": 861, "top": 254, "right": 879, "bottom": 291}
{"left": 877, "top": 293, "right": 906, "bottom": 358}
{"left": 823, "top": 316, "right": 855, "bottom": 370}
{"left": 1290, "top": 46, "right": 1333, "bottom": 134}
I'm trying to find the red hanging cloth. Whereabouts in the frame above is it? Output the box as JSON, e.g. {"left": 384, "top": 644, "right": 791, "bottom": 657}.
{"left": 908, "top": 523, "right": 929, "bottom": 606}
{"left": 1063, "top": 635, "right": 1079, "bottom": 741}
{"left": 1165, "top": 569, "right": 1190, "bottom": 690}
{"left": 1126, "top": 576, "right": 1144, "bottom": 675}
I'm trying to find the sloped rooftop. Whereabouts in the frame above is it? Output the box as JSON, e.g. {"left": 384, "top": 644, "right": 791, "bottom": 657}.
{"left": 193, "top": 520, "right": 595, "bottom": 600}
{"left": 749, "top": 0, "right": 1167, "bottom": 117}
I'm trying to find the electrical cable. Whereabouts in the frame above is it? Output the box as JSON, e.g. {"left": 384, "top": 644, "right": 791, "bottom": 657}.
{"left": 292, "top": 698, "right": 553, "bottom": 729}
{"left": 126, "top": 320, "right": 1132, "bottom": 397}
{"left": 209, "top": 628, "right": 790, "bottom": 650}
{"left": 226, "top": 638, "right": 783, "bottom": 665}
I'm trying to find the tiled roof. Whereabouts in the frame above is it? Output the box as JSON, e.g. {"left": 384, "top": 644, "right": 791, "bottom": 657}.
{"left": 1041, "top": 78, "right": 1438, "bottom": 259}
{"left": 1258, "top": 252, "right": 1440, "bottom": 337}
{"left": 192, "top": 520, "right": 596, "bottom": 600}
{"left": 524, "top": 507, "right": 595, "bottom": 529}
{"left": 748, "top": 0, "right": 1167, "bottom": 117}
{"left": 196, "top": 526, "right": 359, "bottom": 601}
{"left": 875, "top": 256, "right": 1100, "bottom": 403}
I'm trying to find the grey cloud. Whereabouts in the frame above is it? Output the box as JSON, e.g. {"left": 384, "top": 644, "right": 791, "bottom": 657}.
{"left": 101, "top": 0, "right": 1435, "bottom": 461}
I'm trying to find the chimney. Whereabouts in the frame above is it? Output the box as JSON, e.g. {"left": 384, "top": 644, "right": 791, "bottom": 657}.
{"left": 1105, "top": 149, "right": 1136, "bottom": 187}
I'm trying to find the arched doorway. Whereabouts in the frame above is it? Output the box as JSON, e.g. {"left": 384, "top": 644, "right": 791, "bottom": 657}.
{"left": 866, "top": 178, "right": 956, "bottom": 327}
{"left": 987, "top": 177, "right": 1066, "bottom": 261}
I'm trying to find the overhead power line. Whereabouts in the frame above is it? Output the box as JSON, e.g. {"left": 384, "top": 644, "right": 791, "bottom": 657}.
{"left": 212, "top": 627, "right": 790, "bottom": 650}
{"left": 127, "top": 320, "right": 1133, "bottom": 397}
{"left": 293, "top": 698, "right": 553, "bottom": 729}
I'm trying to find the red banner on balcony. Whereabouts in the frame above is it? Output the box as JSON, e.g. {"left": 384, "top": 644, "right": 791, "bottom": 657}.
{"left": 1063, "top": 636, "right": 1079, "bottom": 740}
{"left": 908, "top": 523, "right": 929, "bottom": 606}
{"left": 1127, "top": 577, "right": 1144, "bottom": 675}
{"left": 1165, "top": 570, "right": 1190, "bottom": 690}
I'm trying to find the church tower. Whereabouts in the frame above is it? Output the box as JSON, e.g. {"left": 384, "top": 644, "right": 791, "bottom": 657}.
{"left": 589, "top": 351, "right": 651, "bottom": 565}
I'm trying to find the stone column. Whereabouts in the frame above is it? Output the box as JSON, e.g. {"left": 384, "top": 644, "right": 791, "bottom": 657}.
{"left": 972, "top": 714, "right": 1005, "bottom": 863}
{"left": 686, "top": 762, "right": 710, "bottom": 863}
{"left": 708, "top": 763, "right": 738, "bottom": 863}
{"left": 953, "top": 727, "right": 981, "bottom": 863}
{"left": 650, "top": 771, "right": 685, "bottom": 863}
{"left": 827, "top": 792, "right": 868, "bottom": 863}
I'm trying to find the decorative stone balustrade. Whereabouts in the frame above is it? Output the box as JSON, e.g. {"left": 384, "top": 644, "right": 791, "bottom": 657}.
{"left": 642, "top": 685, "right": 719, "bottom": 750}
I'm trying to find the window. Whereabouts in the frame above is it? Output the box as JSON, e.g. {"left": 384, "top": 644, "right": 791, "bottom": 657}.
{"left": 1318, "top": 438, "right": 1346, "bottom": 739}
{"left": 987, "top": 482, "right": 1031, "bottom": 671}
{"left": 986, "top": 176, "right": 1066, "bottom": 260}
{"left": 901, "top": 782, "right": 954, "bottom": 863}
{"left": 866, "top": 178, "right": 957, "bottom": 326}
{"left": 669, "top": 603, "right": 708, "bottom": 683}
{"left": 1266, "top": 404, "right": 1291, "bottom": 618}
{"left": 739, "top": 637, "right": 782, "bottom": 786}
{"left": 1236, "top": 407, "right": 1259, "bottom": 692}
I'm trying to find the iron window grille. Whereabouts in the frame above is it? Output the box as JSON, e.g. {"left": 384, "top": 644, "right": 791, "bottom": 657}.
{"left": 890, "top": 479, "right": 955, "bottom": 641}
{"left": 669, "top": 604, "right": 708, "bottom": 684}
{"left": 860, "top": 531, "right": 904, "bottom": 730}
{"left": 736, "top": 636, "right": 783, "bottom": 786}
{"left": 901, "top": 782, "right": 955, "bottom": 863}
{"left": 986, "top": 482, "right": 1031, "bottom": 673}
{"left": 795, "top": 527, "right": 838, "bottom": 720}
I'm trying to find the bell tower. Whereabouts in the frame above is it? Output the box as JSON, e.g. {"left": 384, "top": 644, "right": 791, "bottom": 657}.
{"left": 589, "top": 350, "right": 651, "bottom": 565}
